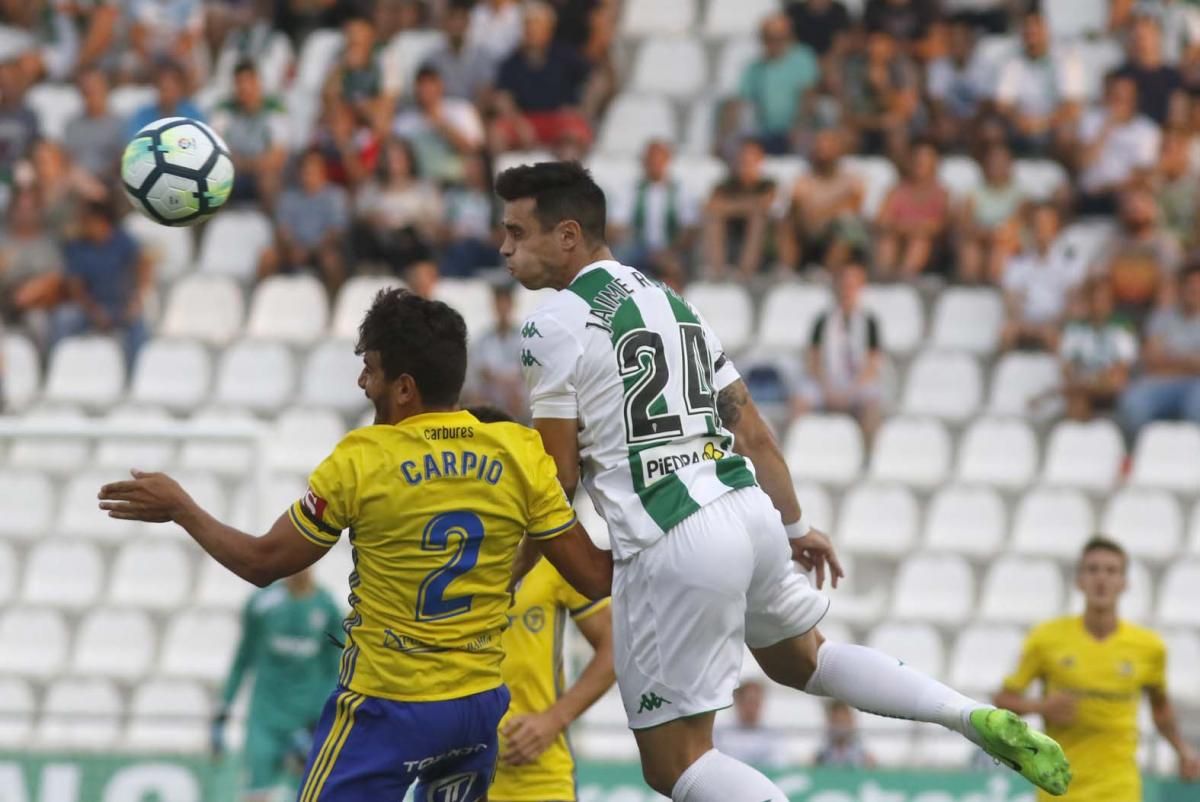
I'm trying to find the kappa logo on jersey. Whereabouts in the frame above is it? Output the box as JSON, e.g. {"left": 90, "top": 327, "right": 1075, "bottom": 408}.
{"left": 521, "top": 321, "right": 542, "bottom": 338}
{"left": 426, "top": 772, "right": 476, "bottom": 802}
{"left": 637, "top": 692, "right": 671, "bottom": 714}
{"left": 301, "top": 488, "right": 327, "bottom": 520}
{"left": 520, "top": 349, "right": 542, "bottom": 367}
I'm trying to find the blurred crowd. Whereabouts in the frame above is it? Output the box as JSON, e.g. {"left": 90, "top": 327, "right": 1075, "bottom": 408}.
{"left": 0, "top": 0, "right": 1195, "bottom": 436}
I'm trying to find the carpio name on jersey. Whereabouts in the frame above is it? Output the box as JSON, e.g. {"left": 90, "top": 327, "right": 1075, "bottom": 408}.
{"left": 642, "top": 438, "right": 726, "bottom": 481}
{"left": 398, "top": 450, "right": 504, "bottom": 486}
{"left": 584, "top": 270, "right": 655, "bottom": 333}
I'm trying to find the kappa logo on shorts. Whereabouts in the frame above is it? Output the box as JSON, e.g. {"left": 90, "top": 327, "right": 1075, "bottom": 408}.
{"left": 426, "top": 772, "right": 476, "bottom": 802}
{"left": 520, "top": 349, "right": 541, "bottom": 367}
{"left": 636, "top": 692, "right": 672, "bottom": 714}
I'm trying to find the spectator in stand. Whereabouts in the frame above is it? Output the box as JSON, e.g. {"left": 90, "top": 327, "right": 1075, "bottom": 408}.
{"left": 125, "top": 59, "right": 205, "bottom": 139}
{"left": 785, "top": 0, "right": 852, "bottom": 62}
{"left": 468, "top": 0, "right": 524, "bottom": 64}
{"left": 956, "top": 143, "right": 1025, "bottom": 284}
{"left": 1060, "top": 278, "right": 1138, "bottom": 422}
{"left": 61, "top": 0, "right": 120, "bottom": 75}
{"left": 609, "top": 140, "right": 697, "bottom": 287}
{"left": 874, "top": 139, "right": 949, "bottom": 280}
{"left": 1096, "top": 188, "right": 1183, "bottom": 327}
{"left": 1119, "top": 265, "right": 1200, "bottom": 435}
{"left": 28, "top": 139, "right": 105, "bottom": 239}
{"left": 490, "top": 2, "right": 592, "bottom": 152}
{"left": 927, "top": 17, "right": 990, "bottom": 151}
{"left": 325, "top": 15, "right": 396, "bottom": 136}
{"left": 127, "top": 0, "right": 205, "bottom": 86}
{"left": 1114, "top": 14, "right": 1185, "bottom": 127}
{"left": 702, "top": 139, "right": 777, "bottom": 280}
{"left": 738, "top": 13, "right": 819, "bottom": 154}
{"left": 354, "top": 137, "right": 442, "bottom": 282}
{"left": 50, "top": 199, "right": 151, "bottom": 366}
{"left": 0, "top": 189, "right": 62, "bottom": 342}
{"left": 64, "top": 67, "right": 124, "bottom": 183}
{"left": 438, "top": 153, "right": 498, "bottom": 278}
{"left": 1155, "top": 128, "right": 1199, "bottom": 251}
{"left": 776, "top": 128, "right": 865, "bottom": 273}
{"left": 259, "top": 147, "right": 349, "bottom": 294}
{"left": 272, "top": 0, "right": 348, "bottom": 47}
{"left": 714, "top": 680, "right": 788, "bottom": 769}
{"left": 803, "top": 260, "right": 883, "bottom": 437}
{"left": 425, "top": 0, "right": 498, "bottom": 103}
{"left": 312, "top": 94, "right": 380, "bottom": 189}
{"left": 863, "top": 0, "right": 937, "bottom": 57}
{"left": 209, "top": 60, "right": 289, "bottom": 208}
{"left": 393, "top": 66, "right": 485, "bottom": 184}
{"left": 993, "top": 10, "right": 1085, "bottom": 157}
{"left": 1071, "top": 75, "right": 1161, "bottom": 215}
{"left": 0, "top": 47, "right": 39, "bottom": 177}
{"left": 6, "top": 0, "right": 78, "bottom": 83}
{"left": 839, "top": 28, "right": 921, "bottom": 159}
{"left": 467, "top": 282, "right": 526, "bottom": 420}
{"left": 1000, "top": 204, "right": 1083, "bottom": 352}
{"left": 815, "top": 701, "right": 876, "bottom": 768}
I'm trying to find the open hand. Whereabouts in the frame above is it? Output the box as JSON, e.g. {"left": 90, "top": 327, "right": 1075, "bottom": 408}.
{"left": 1179, "top": 745, "right": 1200, "bottom": 781}
{"left": 790, "top": 528, "right": 845, "bottom": 590}
{"left": 500, "top": 711, "right": 565, "bottom": 766}
{"left": 98, "top": 469, "right": 192, "bottom": 523}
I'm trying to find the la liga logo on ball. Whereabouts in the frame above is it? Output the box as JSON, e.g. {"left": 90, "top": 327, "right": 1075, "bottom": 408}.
{"left": 121, "top": 116, "right": 235, "bottom": 227}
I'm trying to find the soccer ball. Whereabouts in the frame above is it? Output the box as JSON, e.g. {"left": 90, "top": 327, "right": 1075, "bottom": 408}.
{"left": 121, "top": 117, "right": 235, "bottom": 227}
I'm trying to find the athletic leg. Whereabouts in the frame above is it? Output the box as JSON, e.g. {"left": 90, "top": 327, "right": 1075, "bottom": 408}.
{"left": 412, "top": 686, "right": 511, "bottom": 802}
{"left": 296, "top": 689, "right": 412, "bottom": 802}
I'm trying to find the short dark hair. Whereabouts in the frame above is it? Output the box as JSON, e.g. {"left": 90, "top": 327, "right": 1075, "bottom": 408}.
{"left": 83, "top": 198, "right": 118, "bottom": 224}
{"left": 415, "top": 64, "right": 441, "bottom": 82}
{"left": 466, "top": 405, "right": 516, "bottom": 424}
{"left": 495, "top": 161, "right": 607, "bottom": 242}
{"left": 356, "top": 289, "right": 468, "bottom": 407}
{"left": 1079, "top": 535, "right": 1128, "bottom": 572}
{"left": 233, "top": 59, "right": 258, "bottom": 78}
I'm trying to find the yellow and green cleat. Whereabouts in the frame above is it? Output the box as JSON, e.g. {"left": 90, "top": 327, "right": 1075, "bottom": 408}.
{"left": 970, "top": 708, "right": 1072, "bottom": 796}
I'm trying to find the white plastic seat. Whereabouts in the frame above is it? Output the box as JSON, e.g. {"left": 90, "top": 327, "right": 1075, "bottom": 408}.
{"left": 161, "top": 609, "right": 239, "bottom": 681}
{"left": 869, "top": 417, "right": 952, "bottom": 489}
{"left": 988, "top": 352, "right": 1060, "bottom": 416}
{"left": 379, "top": 30, "right": 445, "bottom": 97}
{"left": 1162, "top": 630, "right": 1200, "bottom": 704}
{"left": 793, "top": 481, "right": 834, "bottom": 533}
{"left": 938, "top": 156, "right": 983, "bottom": 200}
{"left": 924, "top": 485, "right": 1007, "bottom": 558}
{"left": 331, "top": 276, "right": 405, "bottom": 338}
{"left": 8, "top": 406, "right": 91, "bottom": 474}
{"left": 956, "top": 417, "right": 1038, "bottom": 488}
{"left": 37, "top": 678, "right": 121, "bottom": 749}
{"left": 631, "top": 37, "right": 708, "bottom": 98}
{"left": 300, "top": 340, "right": 369, "bottom": 415}
{"left": 124, "top": 212, "right": 195, "bottom": 283}
{"left": 267, "top": 408, "right": 346, "bottom": 473}
{"left": 126, "top": 679, "right": 210, "bottom": 752}
{"left": 866, "top": 622, "right": 945, "bottom": 679}
{"left": 21, "top": 541, "right": 104, "bottom": 610}
{"left": 161, "top": 274, "right": 246, "bottom": 346}
{"left": 108, "top": 84, "right": 156, "bottom": 119}
{"left": 1013, "top": 159, "right": 1068, "bottom": 202}
{"left": 704, "top": 0, "right": 783, "bottom": 37}
{"left": 1069, "top": 559, "right": 1152, "bottom": 623}
{"left": 1049, "top": 220, "right": 1115, "bottom": 278}
{"left": 94, "top": 404, "right": 177, "bottom": 471}
{"left": 901, "top": 350, "right": 982, "bottom": 422}
{"left": 839, "top": 484, "right": 919, "bottom": 558}
{"left": 0, "top": 469, "right": 54, "bottom": 542}
{"left": 585, "top": 153, "right": 639, "bottom": 215}
{"left": 783, "top": 414, "right": 863, "bottom": 486}
{"left": 757, "top": 283, "right": 833, "bottom": 349}
{"left": 621, "top": 0, "right": 696, "bottom": 35}
{"left": 597, "top": 94, "right": 677, "bottom": 156}
{"left": 4, "top": 333, "right": 40, "bottom": 411}
{"left": 1042, "top": 419, "right": 1124, "bottom": 491}
{"left": 213, "top": 341, "right": 296, "bottom": 414}
{"left": 0, "top": 543, "right": 12, "bottom": 606}
{"left": 861, "top": 284, "right": 923, "bottom": 354}
{"left": 0, "top": 678, "right": 34, "bottom": 747}
{"left": 1160, "top": 562, "right": 1200, "bottom": 628}
{"left": 1012, "top": 488, "right": 1094, "bottom": 560}
{"left": 949, "top": 625, "right": 1026, "bottom": 695}
{"left": 1131, "top": 422, "right": 1200, "bottom": 492}
{"left": 684, "top": 282, "right": 753, "bottom": 354}
{"left": 295, "top": 28, "right": 344, "bottom": 92}
{"left": 43, "top": 336, "right": 124, "bottom": 410}
{"left": 432, "top": 278, "right": 494, "bottom": 340}
{"left": 0, "top": 607, "right": 68, "bottom": 676}
{"left": 109, "top": 540, "right": 192, "bottom": 610}
{"left": 840, "top": 156, "right": 898, "bottom": 217}
{"left": 195, "top": 558, "right": 257, "bottom": 611}
{"left": 1044, "top": 0, "right": 1107, "bottom": 39}
{"left": 178, "top": 408, "right": 260, "bottom": 475}
{"left": 58, "top": 469, "right": 140, "bottom": 542}
{"left": 892, "top": 554, "right": 975, "bottom": 626}
{"left": 26, "top": 83, "right": 82, "bottom": 141}
{"left": 315, "top": 539, "right": 356, "bottom": 613}
{"left": 231, "top": 473, "right": 308, "bottom": 532}
{"left": 129, "top": 338, "right": 212, "bottom": 413}
{"left": 979, "top": 557, "right": 1064, "bottom": 624}
{"left": 670, "top": 152, "right": 725, "bottom": 201}
{"left": 247, "top": 274, "right": 330, "bottom": 344}
{"left": 680, "top": 97, "right": 717, "bottom": 157}
{"left": 714, "top": 37, "right": 759, "bottom": 95}
{"left": 930, "top": 288, "right": 1003, "bottom": 356}
{"left": 1102, "top": 489, "right": 1182, "bottom": 564}
{"left": 72, "top": 608, "right": 156, "bottom": 680}
{"left": 197, "top": 209, "right": 274, "bottom": 281}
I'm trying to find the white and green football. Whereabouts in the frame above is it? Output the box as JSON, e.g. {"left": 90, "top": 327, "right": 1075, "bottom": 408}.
{"left": 121, "top": 116, "right": 235, "bottom": 227}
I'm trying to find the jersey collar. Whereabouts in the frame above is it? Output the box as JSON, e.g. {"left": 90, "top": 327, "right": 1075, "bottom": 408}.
{"left": 568, "top": 259, "right": 623, "bottom": 288}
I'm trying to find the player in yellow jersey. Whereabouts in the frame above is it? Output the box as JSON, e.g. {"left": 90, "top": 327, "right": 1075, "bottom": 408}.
{"left": 995, "top": 536, "right": 1200, "bottom": 801}
{"left": 98, "top": 289, "right": 612, "bottom": 802}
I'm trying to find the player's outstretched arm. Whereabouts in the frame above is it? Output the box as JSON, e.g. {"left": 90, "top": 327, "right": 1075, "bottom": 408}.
{"left": 99, "top": 470, "right": 328, "bottom": 587}
{"left": 533, "top": 523, "right": 613, "bottom": 601}
{"left": 1148, "top": 687, "right": 1200, "bottom": 780}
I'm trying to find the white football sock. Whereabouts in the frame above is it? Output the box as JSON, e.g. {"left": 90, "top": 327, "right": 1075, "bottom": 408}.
{"left": 671, "top": 749, "right": 789, "bottom": 802}
{"left": 803, "top": 641, "right": 991, "bottom": 745}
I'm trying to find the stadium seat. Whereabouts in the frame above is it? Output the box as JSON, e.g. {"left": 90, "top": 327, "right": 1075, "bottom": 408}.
{"left": 684, "top": 282, "right": 753, "bottom": 354}
{"left": 1075, "top": 38, "right": 1125, "bottom": 102}
{"left": 0, "top": 678, "right": 33, "bottom": 747}
{"left": 680, "top": 98, "right": 719, "bottom": 157}
{"left": 1049, "top": 220, "right": 1115, "bottom": 277}
{"left": 43, "top": 336, "right": 124, "bottom": 410}
{"left": 72, "top": 608, "right": 156, "bottom": 680}
{"left": 794, "top": 481, "right": 834, "bottom": 533}
{"left": 129, "top": 339, "right": 212, "bottom": 413}
{"left": 123, "top": 212, "right": 195, "bottom": 284}
{"left": 839, "top": 484, "right": 919, "bottom": 558}
{"left": 58, "top": 469, "right": 140, "bottom": 542}
{"left": 1044, "top": 0, "right": 1108, "bottom": 40}
{"left": 860, "top": 727, "right": 915, "bottom": 768}
{"left": 892, "top": 554, "right": 975, "bottom": 626}
{"left": 597, "top": 94, "right": 677, "bottom": 156}
{"left": 108, "top": 84, "right": 156, "bottom": 119}
{"left": 1102, "top": 488, "right": 1183, "bottom": 564}
{"left": 231, "top": 473, "right": 308, "bottom": 532}
{"left": 492, "top": 149, "right": 555, "bottom": 179}
{"left": 869, "top": 417, "right": 952, "bottom": 489}
{"left": 8, "top": 405, "right": 91, "bottom": 474}
{"left": 956, "top": 417, "right": 1038, "bottom": 488}
{"left": 979, "top": 557, "right": 1064, "bottom": 624}
{"left": 1013, "top": 159, "right": 1069, "bottom": 202}
{"left": 840, "top": 156, "right": 898, "bottom": 217}
{"left": 295, "top": 28, "right": 344, "bottom": 92}
{"left": 924, "top": 485, "right": 1007, "bottom": 558}
{"left": 938, "top": 156, "right": 983, "bottom": 200}
{"left": 195, "top": 558, "right": 257, "bottom": 610}
{"left": 36, "top": 678, "right": 122, "bottom": 750}
{"left": 197, "top": 209, "right": 274, "bottom": 281}
{"left": 1157, "top": 561, "right": 1200, "bottom": 629}
{"left": 331, "top": 275, "right": 405, "bottom": 338}
{"left": 1041, "top": 419, "right": 1124, "bottom": 491}
{"left": 714, "top": 37, "right": 759, "bottom": 95}
{"left": 901, "top": 350, "right": 982, "bottom": 422}
{"left": 21, "top": 540, "right": 104, "bottom": 611}
{"left": 161, "top": 274, "right": 246, "bottom": 346}
{"left": 760, "top": 686, "right": 823, "bottom": 732}
{"left": 94, "top": 405, "right": 177, "bottom": 472}
{"left": 948, "top": 624, "right": 1025, "bottom": 695}
{"left": 267, "top": 408, "right": 347, "bottom": 473}
{"left": 161, "top": 610, "right": 240, "bottom": 681}
{"left": 109, "top": 540, "right": 192, "bottom": 610}
{"left": 316, "top": 539, "right": 355, "bottom": 612}
{"left": 178, "top": 409, "right": 260, "bottom": 475}
{"left": 4, "top": 333, "right": 40, "bottom": 411}
{"left": 1012, "top": 488, "right": 1094, "bottom": 560}
{"left": 0, "top": 607, "right": 68, "bottom": 676}
{"left": 1130, "top": 422, "right": 1200, "bottom": 492}
{"left": 300, "top": 339, "right": 369, "bottom": 416}
{"left": 585, "top": 153, "right": 639, "bottom": 215}
{"left": 126, "top": 679, "right": 210, "bottom": 753}
{"left": 0, "top": 469, "right": 54, "bottom": 542}
{"left": 0, "top": 543, "right": 12, "bottom": 606}
{"left": 757, "top": 282, "right": 832, "bottom": 349}
{"left": 930, "top": 288, "right": 1003, "bottom": 355}
{"left": 1068, "top": 559, "right": 1152, "bottom": 623}
{"left": 630, "top": 37, "right": 708, "bottom": 98}
{"left": 1161, "top": 630, "right": 1200, "bottom": 704}
{"left": 213, "top": 341, "right": 296, "bottom": 414}
{"left": 917, "top": 730, "right": 978, "bottom": 770}
{"left": 620, "top": 0, "right": 697, "bottom": 35}
{"left": 867, "top": 622, "right": 945, "bottom": 678}
{"left": 433, "top": 277, "right": 495, "bottom": 340}
{"left": 247, "top": 274, "right": 330, "bottom": 344}
{"left": 861, "top": 284, "right": 923, "bottom": 354}
{"left": 988, "top": 352, "right": 1061, "bottom": 417}
{"left": 703, "top": 0, "right": 778, "bottom": 36}
{"left": 26, "top": 83, "right": 82, "bottom": 141}
{"left": 379, "top": 30, "right": 445, "bottom": 97}
{"left": 783, "top": 414, "right": 863, "bottom": 486}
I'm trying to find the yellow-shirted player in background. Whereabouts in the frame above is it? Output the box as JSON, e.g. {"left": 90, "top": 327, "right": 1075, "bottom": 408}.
{"left": 995, "top": 536, "right": 1200, "bottom": 801}
{"left": 98, "top": 289, "right": 612, "bottom": 802}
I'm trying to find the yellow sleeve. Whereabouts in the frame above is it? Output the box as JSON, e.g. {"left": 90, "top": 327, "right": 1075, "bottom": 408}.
{"left": 1144, "top": 633, "right": 1167, "bottom": 693}
{"left": 288, "top": 439, "right": 358, "bottom": 549}
{"left": 553, "top": 566, "right": 611, "bottom": 622}
{"left": 522, "top": 433, "right": 577, "bottom": 541}
{"left": 1002, "top": 627, "right": 1046, "bottom": 693}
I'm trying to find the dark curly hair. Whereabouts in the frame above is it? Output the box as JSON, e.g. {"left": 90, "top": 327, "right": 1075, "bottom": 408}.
{"left": 356, "top": 288, "right": 468, "bottom": 407}
{"left": 494, "top": 161, "right": 607, "bottom": 243}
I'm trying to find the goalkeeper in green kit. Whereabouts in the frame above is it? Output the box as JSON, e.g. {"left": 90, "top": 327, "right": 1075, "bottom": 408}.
{"left": 213, "top": 568, "right": 342, "bottom": 801}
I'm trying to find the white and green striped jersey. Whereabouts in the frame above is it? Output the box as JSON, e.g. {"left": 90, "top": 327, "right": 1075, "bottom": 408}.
{"left": 520, "top": 260, "right": 757, "bottom": 560}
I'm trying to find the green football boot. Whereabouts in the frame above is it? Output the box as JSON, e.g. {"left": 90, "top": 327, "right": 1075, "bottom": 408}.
{"left": 970, "top": 708, "right": 1072, "bottom": 796}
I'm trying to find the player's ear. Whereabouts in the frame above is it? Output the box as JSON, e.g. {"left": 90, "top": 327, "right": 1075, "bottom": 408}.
{"left": 557, "top": 219, "right": 582, "bottom": 252}
{"left": 393, "top": 373, "right": 420, "bottom": 405}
